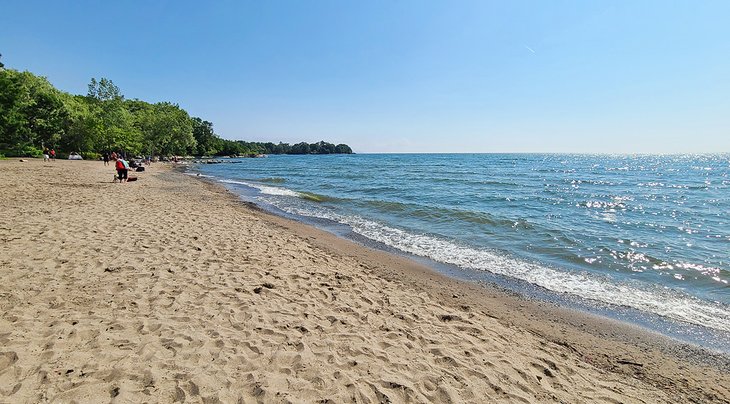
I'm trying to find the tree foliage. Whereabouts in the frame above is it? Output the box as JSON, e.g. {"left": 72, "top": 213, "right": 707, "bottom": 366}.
{"left": 87, "top": 78, "right": 123, "bottom": 102}
{"left": 0, "top": 64, "right": 353, "bottom": 157}
{"left": 0, "top": 70, "right": 67, "bottom": 153}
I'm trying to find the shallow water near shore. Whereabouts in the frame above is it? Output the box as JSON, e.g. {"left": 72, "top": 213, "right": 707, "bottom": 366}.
{"left": 191, "top": 153, "right": 730, "bottom": 352}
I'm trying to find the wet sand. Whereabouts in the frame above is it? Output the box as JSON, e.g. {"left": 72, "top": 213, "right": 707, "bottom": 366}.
{"left": 1, "top": 159, "right": 728, "bottom": 403}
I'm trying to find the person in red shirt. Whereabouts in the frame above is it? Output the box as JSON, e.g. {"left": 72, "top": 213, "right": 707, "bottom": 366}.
{"left": 115, "top": 158, "right": 128, "bottom": 183}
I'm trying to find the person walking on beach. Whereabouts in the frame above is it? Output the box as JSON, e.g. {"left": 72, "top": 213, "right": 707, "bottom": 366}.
{"left": 43, "top": 148, "right": 50, "bottom": 162}
{"left": 103, "top": 153, "right": 110, "bottom": 166}
{"left": 49, "top": 149, "right": 56, "bottom": 161}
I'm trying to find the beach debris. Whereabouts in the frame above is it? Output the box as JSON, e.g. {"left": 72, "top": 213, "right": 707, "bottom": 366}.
{"left": 386, "top": 381, "right": 407, "bottom": 390}
{"left": 254, "top": 282, "right": 275, "bottom": 294}
{"left": 104, "top": 266, "right": 120, "bottom": 273}
{"left": 252, "top": 383, "right": 265, "bottom": 397}
{"left": 438, "top": 314, "right": 460, "bottom": 322}
{"left": 617, "top": 359, "right": 644, "bottom": 367}
{"left": 111, "top": 386, "right": 120, "bottom": 398}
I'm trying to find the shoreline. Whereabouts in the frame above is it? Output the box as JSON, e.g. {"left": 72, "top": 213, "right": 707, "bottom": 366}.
{"left": 192, "top": 168, "right": 730, "bottom": 363}
{"left": 190, "top": 165, "right": 730, "bottom": 358}
{"left": 1, "top": 159, "right": 728, "bottom": 403}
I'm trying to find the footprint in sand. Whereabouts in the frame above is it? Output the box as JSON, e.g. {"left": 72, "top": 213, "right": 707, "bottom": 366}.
{"left": 0, "top": 351, "right": 19, "bottom": 371}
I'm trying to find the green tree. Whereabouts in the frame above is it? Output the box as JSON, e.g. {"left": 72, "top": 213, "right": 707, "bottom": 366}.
{"left": 139, "top": 102, "right": 195, "bottom": 156}
{"left": 85, "top": 77, "right": 139, "bottom": 153}
{"left": 310, "top": 141, "right": 336, "bottom": 154}
{"left": 0, "top": 69, "right": 34, "bottom": 149}
{"left": 335, "top": 143, "right": 353, "bottom": 154}
{"left": 191, "top": 117, "right": 219, "bottom": 156}
{"left": 59, "top": 94, "right": 97, "bottom": 153}
{"left": 0, "top": 69, "right": 67, "bottom": 153}
{"left": 289, "top": 142, "right": 310, "bottom": 154}
{"left": 88, "top": 77, "right": 123, "bottom": 102}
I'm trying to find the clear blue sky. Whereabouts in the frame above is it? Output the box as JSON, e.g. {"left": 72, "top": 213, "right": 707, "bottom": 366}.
{"left": 2, "top": 1, "right": 729, "bottom": 153}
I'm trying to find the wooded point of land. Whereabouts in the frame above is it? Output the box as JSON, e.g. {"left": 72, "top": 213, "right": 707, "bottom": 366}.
{"left": 0, "top": 61, "right": 352, "bottom": 158}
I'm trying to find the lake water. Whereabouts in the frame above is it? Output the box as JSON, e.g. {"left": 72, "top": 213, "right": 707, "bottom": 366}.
{"left": 192, "top": 153, "right": 730, "bottom": 349}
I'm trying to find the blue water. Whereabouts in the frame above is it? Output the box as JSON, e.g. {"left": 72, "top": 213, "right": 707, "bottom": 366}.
{"left": 192, "top": 154, "right": 730, "bottom": 340}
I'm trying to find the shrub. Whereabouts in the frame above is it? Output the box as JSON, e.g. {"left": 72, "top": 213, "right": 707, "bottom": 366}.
{"left": 0, "top": 145, "right": 44, "bottom": 157}
{"left": 81, "top": 152, "right": 101, "bottom": 160}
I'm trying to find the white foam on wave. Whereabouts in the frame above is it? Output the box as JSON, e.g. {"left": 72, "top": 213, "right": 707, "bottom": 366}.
{"left": 185, "top": 172, "right": 215, "bottom": 178}
{"left": 263, "top": 198, "right": 730, "bottom": 333}
{"left": 220, "top": 179, "right": 301, "bottom": 197}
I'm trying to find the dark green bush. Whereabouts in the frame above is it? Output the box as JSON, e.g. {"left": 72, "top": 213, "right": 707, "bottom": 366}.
{"left": 81, "top": 152, "right": 101, "bottom": 160}
{"left": 0, "top": 145, "right": 44, "bottom": 157}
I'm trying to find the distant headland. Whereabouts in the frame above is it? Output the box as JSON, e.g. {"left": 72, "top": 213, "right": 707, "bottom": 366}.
{"left": 0, "top": 59, "right": 352, "bottom": 159}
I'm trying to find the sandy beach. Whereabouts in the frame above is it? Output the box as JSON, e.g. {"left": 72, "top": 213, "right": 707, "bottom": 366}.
{"left": 1, "top": 159, "right": 728, "bottom": 403}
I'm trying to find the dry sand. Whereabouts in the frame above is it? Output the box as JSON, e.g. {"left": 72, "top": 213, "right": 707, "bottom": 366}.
{"left": 1, "top": 159, "right": 728, "bottom": 403}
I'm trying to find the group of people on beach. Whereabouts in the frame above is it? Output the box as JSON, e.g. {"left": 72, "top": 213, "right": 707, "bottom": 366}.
{"left": 108, "top": 152, "right": 152, "bottom": 183}
{"left": 42, "top": 148, "right": 56, "bottom": 162}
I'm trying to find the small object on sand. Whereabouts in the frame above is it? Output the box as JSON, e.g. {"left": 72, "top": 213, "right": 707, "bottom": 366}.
{"left": 18, "top": 159, "right": 26, "bottom": 162}
{"left": 439, "top": 314, "right": 459, "bottom": 322}
{"left": 617, "top": 359, "right": 644, "bottom": 367}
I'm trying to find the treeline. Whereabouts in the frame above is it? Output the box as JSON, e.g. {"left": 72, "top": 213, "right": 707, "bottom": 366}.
{"left": 235, "top": 141, "right": 353, "bottom": 156}
{"left": 0, "top": 61, "right": 352, "bottom": 158}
